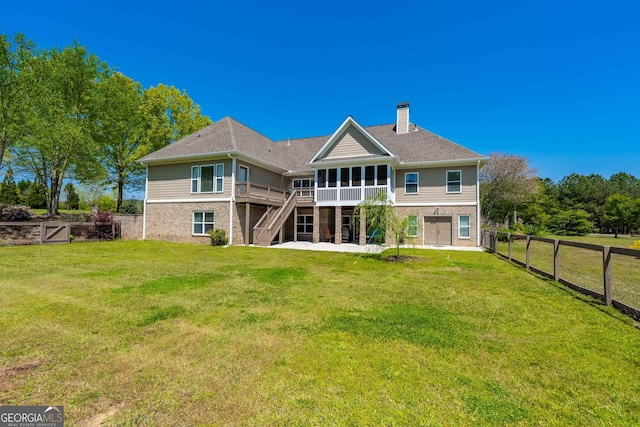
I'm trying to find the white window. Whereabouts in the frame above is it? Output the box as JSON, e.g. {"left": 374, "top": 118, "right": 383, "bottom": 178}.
{"left": 215, "top": 164, "right": 224, "bottom": 192}
{"left": 459, "top": 215, "right": 470, "bottom": 238}
{"left": 447, "top": 170, "right": 461, "bottom": 193}
{"left": 191, "top": 164, "right": 224, "bottom": 193}
{"left": 191, "top": 166, "right": 199, "bottom": 193}
{"left": 293, "top": 178, "right": 314, "bottom": 197}
{"left": 405, "top": 172, "right": 418, "bottom": 194}
{"left": 407, "top": 215, "right": 418, "bottom": 237}
{"left": 296, "top": 215, "right": 313, "bottom": 234}
{"left": 193, "top": 211, "right": 214, "bottom": 235}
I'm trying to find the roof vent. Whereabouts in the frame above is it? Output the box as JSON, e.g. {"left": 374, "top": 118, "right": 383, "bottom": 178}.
{"left": 396, "top": 102, "right": 410, "bottom": 134}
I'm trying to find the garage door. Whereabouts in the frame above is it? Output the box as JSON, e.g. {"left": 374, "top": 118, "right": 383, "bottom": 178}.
{"left": 424, "top": 216, "right": 452, "bottom": 246}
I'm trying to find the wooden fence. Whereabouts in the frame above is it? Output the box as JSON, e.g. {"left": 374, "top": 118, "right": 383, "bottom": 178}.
{"left": 481, "top": 230, "right": 640, "bottom": 320}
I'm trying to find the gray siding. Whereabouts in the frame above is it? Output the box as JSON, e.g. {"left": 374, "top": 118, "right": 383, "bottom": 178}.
{"left": 323, "top": 125, "right": 384, "bottom": 159}
{"left": 395, "top": 165, "right": 477, "bottom": 204}
{"left": 147, "top": 159, "right": 233, "bottom": 200}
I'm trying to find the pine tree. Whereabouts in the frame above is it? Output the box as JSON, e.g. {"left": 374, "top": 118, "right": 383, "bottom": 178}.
{"left": 0, "top": 167, "right": 19, "bottom": 204}
{"left": 64, "top": 182, "right": 80, "bottom": 210}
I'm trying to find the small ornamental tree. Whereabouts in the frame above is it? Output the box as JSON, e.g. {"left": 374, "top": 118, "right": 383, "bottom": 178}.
{"left": 355, "top": 191, "right": 416, "bottom": 258}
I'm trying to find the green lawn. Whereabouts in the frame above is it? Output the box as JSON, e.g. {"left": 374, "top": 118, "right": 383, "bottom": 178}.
{"left": 1, "top": 241, "right": 639, "bottom": 426}
{"left": 496, "top": 233, "right": 640, "bottom": 309}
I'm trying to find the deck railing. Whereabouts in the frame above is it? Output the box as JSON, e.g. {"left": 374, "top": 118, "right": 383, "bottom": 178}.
{"left": 317, "top": 185, "right": 388, "bottom": 203}
{"left": 235, "top": 182, "right": 285, "bottom": 203}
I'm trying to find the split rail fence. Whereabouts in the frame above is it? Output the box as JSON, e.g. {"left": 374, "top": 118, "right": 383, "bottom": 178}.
{"left": 481, "top": 230, "right": 640, "bottom": 320}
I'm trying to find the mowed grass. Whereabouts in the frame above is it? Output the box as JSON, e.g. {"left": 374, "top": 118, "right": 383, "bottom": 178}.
{"left": 498, "top": 234, "right": 640, "bottom": 310}
{"left": 1, "top": 241, "right": 640, "bottom": 426}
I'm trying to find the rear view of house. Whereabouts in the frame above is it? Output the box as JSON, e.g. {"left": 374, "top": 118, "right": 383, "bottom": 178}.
{"left": 139, "top": 103, "right": 487, "bottom": 247}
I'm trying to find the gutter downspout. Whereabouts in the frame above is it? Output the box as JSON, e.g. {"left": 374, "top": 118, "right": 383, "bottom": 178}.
{"left": 143, "top": 165, "right": 148, "bottom": 240}
{"left": 476, "top": 160, "right": 481, "bottom": 246}
{"left": 229, "top": 155, "right": 236, "bottom": 245}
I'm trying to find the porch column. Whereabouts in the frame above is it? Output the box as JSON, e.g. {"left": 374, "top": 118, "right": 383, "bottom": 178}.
{"left": 312, "top": 206, "right": 319, "bottom": 243}
{"left": 335, "top": 206, "right": 342, "bottom": 245}
{"left": 359, "top": 210, "right": 367, "bottom": 246}
{"left": 293, "top": 207, "right": 298, "bottom": 242}
{"left": 245, "top": 203, "right": 251, "bottom": 245}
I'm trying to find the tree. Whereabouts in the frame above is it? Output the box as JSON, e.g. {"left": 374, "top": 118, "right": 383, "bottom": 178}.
{"left": 0, "top": 166, "right": 18, "bottom": 204}
{"left": 546, "top": 209, "right": 595, "bottom": 236}
{"left": 25, "top": 182, "right": 46, "bottom": 209}
{"left": 556, "top": 173, "right": 609, "bottom": 228}
{"left": 0, "top": 33, "right": 37, "bottom": 171}
{"left": 602, "top": 194, "right": 636, "bottom": 238}
{"left": 608, "top": 172, "right": 640, "bottom": 199}
{"left": 93, "top": 76, "right": 211, "bottom": 212}
{"left": 12, "top": 41, "right": 108, "bottom": 216}
{"left": 142, "top": 84, "right": 211, "bottom": 149}
{"left": 64, "top": 182, "right": 80, "bottom": 210}
{"left": 480, "top": 152, "right": 538, "bottom": 224}
{"left": 355, "top": 191, "right": 415, "bottom": 258}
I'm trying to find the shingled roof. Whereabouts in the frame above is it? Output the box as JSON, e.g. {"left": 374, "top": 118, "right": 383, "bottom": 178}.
{"left": 139, "top": 116, "right": 485, "bottom": 171}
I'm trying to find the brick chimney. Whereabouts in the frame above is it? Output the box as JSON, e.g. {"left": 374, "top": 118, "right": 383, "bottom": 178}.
{"left": 396, "top": 102, "right": 410, "bottom": 134}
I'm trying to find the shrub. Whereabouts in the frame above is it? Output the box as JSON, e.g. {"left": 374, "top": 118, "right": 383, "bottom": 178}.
{"left": 0, "top": 204, "right": 33, "bottom": 221}
{"left": 546, "top": 209, "right": 595, "bottom": 236}
{"left": 207, "top": 229, "right": 228, "bottom": 246}
{"left": 98, "top": 195, "right": 116, "bottom": 212}
{"left": 90, "top": 210, "right": 116, "bottom": 240}
{"left": 631, "top": 240, "right": 640, "bottom": 250}
{"left": 120, "top": 201, "right": 138, "bottom": 214}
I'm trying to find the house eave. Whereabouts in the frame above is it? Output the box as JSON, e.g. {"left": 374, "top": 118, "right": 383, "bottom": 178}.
{"left": 396, "top": 157, "right": 489, "bottom": 168}
{"left": 308, "top": 156, "right": 399, "bottom": 168}
{"left": 140, "top": 150, "right": 288, "bottom": 174}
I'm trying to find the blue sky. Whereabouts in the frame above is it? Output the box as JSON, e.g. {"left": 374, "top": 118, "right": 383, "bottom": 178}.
{"left": 2, "top": 0, "right": 639, "bottom": 183}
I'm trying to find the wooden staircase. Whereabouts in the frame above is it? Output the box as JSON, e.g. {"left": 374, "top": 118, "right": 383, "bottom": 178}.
{"left": 253, "top": 191, "right": 298, "bottom": 245}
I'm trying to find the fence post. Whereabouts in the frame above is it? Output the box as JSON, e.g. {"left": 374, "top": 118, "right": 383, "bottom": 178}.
{"left": 553, "top": 239, "right": 560, "bottom": 282}
{"left": 491, "top": 231, "right": 497, "bottom": 253}
{"left": 603, "top": 246, "right": 612, "bottom": 306}
{"left": 525, "top": 235, "right": 531, "bottom": 270}
{"left": 507, "top": 233, "right": 512, "bottom": 260}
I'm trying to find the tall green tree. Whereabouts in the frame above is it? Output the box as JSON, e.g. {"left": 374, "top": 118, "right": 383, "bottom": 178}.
{"left": 0, "top": 166, "right": 18, "bottom": 204}
{"left": 12, "top": 41, "right": 108, "bottom": 216}
{"left": 0, "top": 33, "right": 37, "bottom": 171}
{"left": 93, "top": 77, "right": 211, "bottom": 212}
{"left": 142, "top": 84, "right": 211, "bottom": 149}
{"left": 92, "top": 72, "right": 146, "bottom": 212}
{"left": 602, "top": 194, "right": 636, "bottom": 238}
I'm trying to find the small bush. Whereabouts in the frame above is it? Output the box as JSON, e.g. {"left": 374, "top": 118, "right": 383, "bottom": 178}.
{"left": 91, "top": 210, "right": 115, "bottom": 240}
{"left": 120, "top": 202, "right": 138, "bottom": 214}
{"left": 207, "top": 229, "right": 228, "bottom": 246}
{"left": 631, "top": 240, "right": 640, "bottom": 250}
{"left": 0, "top": 204, "right": 33, "bottom": 221}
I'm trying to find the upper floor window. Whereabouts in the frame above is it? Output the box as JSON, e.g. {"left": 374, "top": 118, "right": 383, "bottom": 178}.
{"left": 293, "top": 178, "right": 313, "bottom": 189}
{"left": 446, "top": 170, "right": 461, "bottom": 193}
{"left": 377, "top": 165, "right": 387, "bottom": 185}
{"left": 405, "top": 172, "right": 418, "bottom": 194}
{"left": 191, "top": 164, "right": 224, "bottom": 193}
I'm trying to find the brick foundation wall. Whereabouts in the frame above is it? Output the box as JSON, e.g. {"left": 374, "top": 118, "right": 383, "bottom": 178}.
{"left": 113, "top": 214, "right": 143, "bottom": 240}
{"left": 145, "top": 201, "right": 231, "bottom": 244}
{"left": 393, "top": 205, "right": 478, "bottom": 247}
